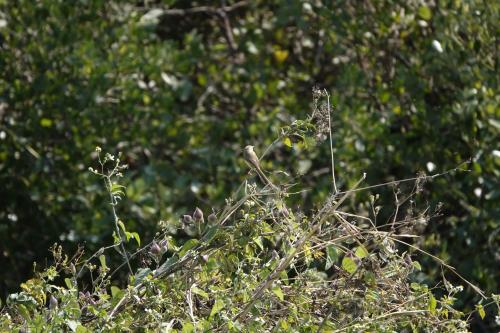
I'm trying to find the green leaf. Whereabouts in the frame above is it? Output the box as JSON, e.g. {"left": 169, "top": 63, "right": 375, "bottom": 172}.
{"left": 65, "top": 278, "right": 74, "bottom": 289}
{"left": 17, "top": 304, "right": 31, "bottom": 321}
{"left": 363, "top": 271, "right": 376, "bottom": 286}
{"left": 76, "top": 325, "right": 91, "bottom": 333}
{"left": 156, "top": 255, "right": 179, "bottom": 276}
{"left": 475, "top": 304, "right": 486, "bottom": 320}
{"left": 191, "top": 286, "right": 209, "bottom": 299}
{"left": 283, "top": 136, "right": 292, "bottom": 147}
{"left": 280, "top": 270, "right": 289, "bottom": 284}
{"left": 341, "top": 256, "right": 357, "bottom": 274}
{"left": 210, "top": 299, "right": 224, "bottom": 318}
{"left": 354, "top": 245, "right": 369, "bottom": 259}
{"left": 110, "top": 183, "right": 126, "bottom": 196}
{"left": 418, "top": 6, "right": 432, "bottom": 20}
{"left": 412, "top": 261, "right": 422, "bottom": 271}
{"left": 201, "top": 225, "right": 219, "bottom": 243}
{"left": 253, "top": 236, "right": 264, "bottom": 251}
{"left": 130, "top": 232, "right": 141, "bottom": 246}
{"left": 40, "top": 118, "right": 53, "bottom": 127}
{"left": 325, "top": 245, "right": 339, "bottom": 270}
{"left": 99, "top": 254, "right": 107, "bottom": 270}
{"left": 118, "top": 220, "right": 127, "bottom": 236}
{"left": 272, "top": 285, "right": 284, "bottom": 301}
{"left": 112, "top": 231, "right": 120, "bottom": 245}
{"left": 133, "top": 268, "right": 152, "bottom": 286}
{"left": 182, "top": 322, "right": 195, "bottom": 333}
{"left": 179, "top": 239, "right": 199, "bottom": 257}
{"left": 379, "top": 91, "right": 390, "bottom": 103}
{"left": 428, "top": 293, "right": 437, "bottom": 314}
{"left": 110, "top": 286, "right": 123, "bottom": 299}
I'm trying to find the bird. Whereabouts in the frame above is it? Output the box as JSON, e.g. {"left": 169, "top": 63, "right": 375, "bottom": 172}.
{"left": 243, "top": 145, "right": 278, "bottom": 190}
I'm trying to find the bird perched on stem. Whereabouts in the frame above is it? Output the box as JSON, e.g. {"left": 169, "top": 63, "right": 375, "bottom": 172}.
{"left": 243, "top": 145, "right": 278, "bottom": 191}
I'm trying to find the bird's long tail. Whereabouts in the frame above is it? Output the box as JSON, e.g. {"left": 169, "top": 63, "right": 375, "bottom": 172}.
{"left": 255, "top": 167, "right": 279, "bottom": 191}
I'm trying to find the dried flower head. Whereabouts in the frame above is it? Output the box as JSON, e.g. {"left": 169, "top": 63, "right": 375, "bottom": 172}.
{"left": 159, "top": 239, "right": 168, "bottom": 252}
{"left": 150, "top": 242, "right": 161, "bottom": 256}
{"left": 182, "top": 215, "right": 193, "bottom": 225}
{"left": 311, "top": 87, "right": 331, "bottom": 142}
{"left": 207, "top": 213, "right": 217, "bottom": 225}
{"left": 193, "top": 207, "right": 204, "bottom": 221}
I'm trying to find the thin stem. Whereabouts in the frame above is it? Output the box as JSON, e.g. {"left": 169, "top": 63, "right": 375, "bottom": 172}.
{"left": 105, "top": 176, "right": 133, "bottom": 275}
{"left": 259, "top": 137, "right": 281, "bottom": 161}
{"left": 76, "top": 243, "right": 116, "bottom": 279}
{"left": 391, "top": 187, "right": 399, "bottom": 230}
{"left": 391, "top": 237, "right": 486, "bottom": 299}
{"left": 324, "top": 89, "right": 338, "bottom": 194}
{"left": 336, "top": 162, "right": 470, "bottom": 195}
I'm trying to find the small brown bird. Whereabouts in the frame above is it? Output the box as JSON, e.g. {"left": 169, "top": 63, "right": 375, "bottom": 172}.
{"left": 243, "top": 145, "right": 278, "bottom": 190}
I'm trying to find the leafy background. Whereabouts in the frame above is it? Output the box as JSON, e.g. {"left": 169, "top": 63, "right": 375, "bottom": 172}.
{"left": 0, "top": 0, "right": 498, "bottom": 330}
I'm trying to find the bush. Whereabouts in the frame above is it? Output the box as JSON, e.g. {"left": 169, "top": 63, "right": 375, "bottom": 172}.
{"left": 1, "top": 100, "right": 496, "bottom": 332}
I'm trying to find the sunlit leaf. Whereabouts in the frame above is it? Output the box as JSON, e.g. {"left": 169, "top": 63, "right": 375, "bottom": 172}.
{"left": 354, "top": 245, "right": 369, "bottom": 259}
{"left": 274, "top": 49, "right": 289, "bottom": 63}
{"left": 253, "top": 236, "right": 264, "bottom": 251}
{"left": 283, "top": 137, "right": 292, "bottom": 147}
{"left": 182, "top": 322, "right": 195, "bottom": 333}
{"left": 412, "top": 261, "right": 422, "bottom": 271}
{"left": 99, "top": 254, "right": 107, "bottom": 270}
{"left": 210, "top": 299, "right": 224, "bottom": 318}
{"left": 40, "top": 118, "right": 53, "bottom": 127}
{"left": 428, "top": 293, "right": 437, "bottom": 314}
{"left": 110, "top": 286, "right": 123, "bottom": 299}
{"left": 342, "top": 256, "right": 357, "bottom": 274}
{"left": 272, "top": 285, "right": 284, "bottom": 301}
{"left": 418, "top": 6, "right": 432, "bottom": 20}
{"left": 130, "top": 232, "right": 141, "bottom": 246}
{"left": 65, "top": 278, "right": 73, "bottom": 289}
{"left": 475, "top": 304, "right": 486, "bottom": 320}
{"left": 191, "top": 286, "right": 209, "bottom": 299}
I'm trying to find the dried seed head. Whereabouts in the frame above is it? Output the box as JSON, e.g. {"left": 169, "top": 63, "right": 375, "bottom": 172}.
{"left": 159, "top": 239, "right": 168, "bottom": 252}
{"left": 150, "top": 242, "right": 161, "bottom": 255}
{"left": 193, "top": 207, "right": 204, "bottom": 221}
{"left": 207, "top": 213, "right": 217, "bottom": 225}
{"left": 182, "top": 215, "right": 194, "bottom": 225}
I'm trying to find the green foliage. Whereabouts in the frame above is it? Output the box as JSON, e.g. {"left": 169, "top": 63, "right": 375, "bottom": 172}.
{"left": 2, "top": 146, "right": 496, "bottom": 332}
{"left": 0, "top": 0, "right": 498, "bottom": 330}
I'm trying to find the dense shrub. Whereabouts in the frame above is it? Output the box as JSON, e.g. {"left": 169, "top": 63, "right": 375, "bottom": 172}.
{"left": 2, "top": 97, "right": 498, "bottom": 330}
